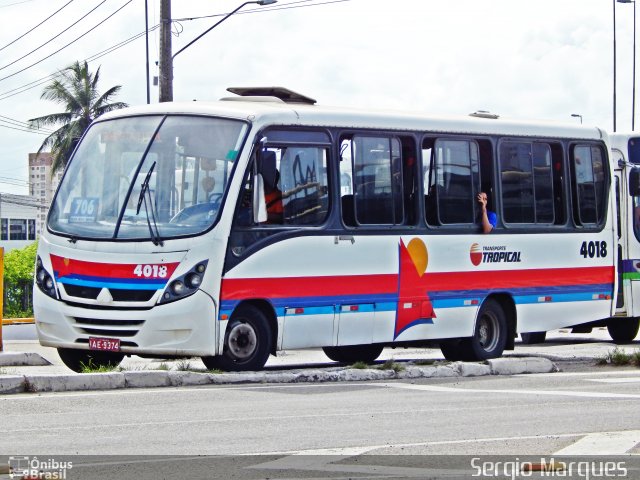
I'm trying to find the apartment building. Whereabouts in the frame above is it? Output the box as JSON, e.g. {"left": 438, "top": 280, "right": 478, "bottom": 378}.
{"left": 28, "top": 152, "right": 63, "bottom": 236}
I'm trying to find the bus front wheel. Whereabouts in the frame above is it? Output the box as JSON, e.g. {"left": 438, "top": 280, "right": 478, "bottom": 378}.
{"left": 57, "top": 347, "right": 124, "bottom": 373}
{"left": 322, "top": 345, "right": 384, "bottom": 364}
{"left": 202, "top": 304, "right": 272, "bottom": 372}
{"left": 607, "top": 318, "right": 640, "bottom": 344}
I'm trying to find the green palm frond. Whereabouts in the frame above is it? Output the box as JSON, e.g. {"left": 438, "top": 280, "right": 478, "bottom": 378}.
{"left": 28, "top": 60, "right": 128, "bottom": 173}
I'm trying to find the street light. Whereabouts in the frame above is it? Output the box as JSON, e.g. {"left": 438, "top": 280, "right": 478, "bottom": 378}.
{"left": 571, "top": 113, "right": 583, "bottom": 124}
{"left": 619, "top": 0, "right": 636, "bottom": 130}
{"left": 172, "top": 0, "right": 278, "bottom": 60}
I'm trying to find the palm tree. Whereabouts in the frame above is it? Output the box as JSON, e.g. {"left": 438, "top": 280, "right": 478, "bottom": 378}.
{"left": 29, "top": 61, "right": 128, "bottom": 173}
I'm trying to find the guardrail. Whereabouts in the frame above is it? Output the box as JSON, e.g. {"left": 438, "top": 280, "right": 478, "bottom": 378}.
{"left": 1, "top": 318, "right": 35, "bottom": 326}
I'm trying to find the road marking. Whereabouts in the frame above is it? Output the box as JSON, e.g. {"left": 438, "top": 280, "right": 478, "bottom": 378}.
{"left": 0, "top": 382, "right": 377, "bottom": 400}
{"left": 371, "top": 382, "right": 640, "bottom": 399}
{"left": 554, "top": 431, "right": 640, "bottom": 455}
{"left": 516, "top": 370, "right": 640, "bottom": 378}
{"left": 257, "top": 432, "right": 586, "bottom": 456}
{"left": 250, "top": 450, "right": 465, "bottom": 478}
{"left": 587, "top": 378, "right": 640, "bottom": 383}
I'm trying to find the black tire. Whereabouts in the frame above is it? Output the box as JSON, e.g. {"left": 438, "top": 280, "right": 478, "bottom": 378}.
{"left": 451, "top": 299, "right": 507, "bottom": 361}
{"left": 201, "top": 304, "right": 272, "bottom": 371}
{"left": 607, "top": 318, "right": 640, "bottom": 344}
{"left": 439, "top": 339, "right": 470, "bottom": 361}
{"left": 520, "top": 331, "right": 547, "bottom": 345}
{"left": 322, "top": 344, "right": 384, "bottom": 364}
{"left": 57, "top": 347, "right": 124, "bottom": 373}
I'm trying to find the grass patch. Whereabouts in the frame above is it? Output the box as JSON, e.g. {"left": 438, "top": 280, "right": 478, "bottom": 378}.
{"left": 206, "top": 368, "right": 224, "bottom": 374}
{"left": 175, "top": 359, "right": 193, "bottom": 371}
{"left": 154, "top": 362, "right": 170, "bottom": 371}
{"left": 596, "top": 347, "right": 640, "bottom": 366}
{"left": 377, "top": 359, "right": 405, "bottom": 373}
{"left": 350, "top": 361, "right": 369, "bottom": 369}
{"left": 79, "top": 359, "right": 119, "bottom": 373}
{"left": 413, "top": 359, "right": 436, "bottom": 366}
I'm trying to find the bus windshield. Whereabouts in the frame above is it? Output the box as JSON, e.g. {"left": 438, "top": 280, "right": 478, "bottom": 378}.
{"left": 48, "top": 115, "right": 248, "bottom": 241}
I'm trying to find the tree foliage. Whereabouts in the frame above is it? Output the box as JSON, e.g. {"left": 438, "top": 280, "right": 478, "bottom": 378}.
{"left": 3, "top": 242, "right": 37, "bottom": 318}
{"left": 28, "top": 61, "right": 128, "bottom": 173}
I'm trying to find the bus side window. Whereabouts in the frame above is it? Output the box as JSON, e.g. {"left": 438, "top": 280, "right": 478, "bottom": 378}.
{"left": 571, "top": 144, "right": 607, "bottom": 226}
{"left": 431, "top": 138, "right": 480, "bottom": 225}
{"left": 550, "top": 143, "right": 565, "bottom": 225}
{"left": 340, "top": 135, "right": 405, "bottom": 227}
{"left": 422, "top": 138, "right": 438, "bottom": 226}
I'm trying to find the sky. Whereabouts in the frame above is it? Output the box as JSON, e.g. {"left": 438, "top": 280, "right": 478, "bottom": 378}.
{"left": 0, "top": 0, "right": 635, "bottom": 195}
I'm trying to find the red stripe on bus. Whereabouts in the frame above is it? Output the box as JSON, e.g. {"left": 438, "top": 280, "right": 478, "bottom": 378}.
{"left": 220, "top": 266, "right": 614, "bottom": 300}
{"left": 50, "top": 254, "right": 180, "bottom": 280}
{"left": 221, "top": 274, "right": 398, "bottom": 300}
{"left": 421, "top": 266, "right": 614, "bottom": 292}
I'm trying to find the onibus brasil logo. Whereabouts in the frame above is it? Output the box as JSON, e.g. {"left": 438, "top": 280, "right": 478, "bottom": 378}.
{"left": 470, "top": 243, "right": 522, "bottom": 266}
{"left": 8, "top": 456, "right": 72, "bottom": 479}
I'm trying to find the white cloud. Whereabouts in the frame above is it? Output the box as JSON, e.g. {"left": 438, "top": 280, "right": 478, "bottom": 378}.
{"left": 0, "top": 0, "right": 635, "bottom": 193}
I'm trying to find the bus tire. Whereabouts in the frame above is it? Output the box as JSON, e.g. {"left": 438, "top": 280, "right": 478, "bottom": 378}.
{"left": 439, "top": 340, "right": 470, "bottom": 361}
{"left": 520, "top": 331, "right": 547, "bottom": 344}
{"left": 202, "top": 304, "right": 272, "bottom": 372}
{"left": 458, "top": 299, "right": 507, "bottom": 361}
{"left": 322, "top": 345, "right": 384, "bottom": 364}
{"left": 607, "top": 318, "right": 640, "bottom": 344}
{"left": 57, "top": 347, "right": 124, "bottom": 373}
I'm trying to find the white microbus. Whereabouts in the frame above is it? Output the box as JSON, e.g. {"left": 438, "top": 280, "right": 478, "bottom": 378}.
{"left": 34, "top": 87, "right": 626, "bottom": 372}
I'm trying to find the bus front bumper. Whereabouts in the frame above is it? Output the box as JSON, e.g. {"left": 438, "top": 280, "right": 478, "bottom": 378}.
{"left": 33, "top": 288, "right": 219, "bottom": 357}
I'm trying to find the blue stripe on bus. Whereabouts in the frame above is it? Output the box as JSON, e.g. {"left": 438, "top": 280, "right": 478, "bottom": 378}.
{"left": 219, "top": 286, "right": 612, "bottom": 320}
{"left": 58, "top": 277, "right": 165, "bottom": 290}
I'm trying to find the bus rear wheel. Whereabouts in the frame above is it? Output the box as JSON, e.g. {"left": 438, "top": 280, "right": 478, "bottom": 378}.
{"left": 322, "top": 345, "right": 384, "bottom": 364}
{"left": 521, "top": 331, "right": 547, "bottom": 344}
{"left": 202, "top": 304, "right": 272, "bottom": 372}
{"left": 607, "top": 318, "right": 640, "bottom": 344}
{"left": 441, "top": 299, "right": 507, "bottom": 362}
{"left": 57, "top": 347, "right": 124, "bottom": 373}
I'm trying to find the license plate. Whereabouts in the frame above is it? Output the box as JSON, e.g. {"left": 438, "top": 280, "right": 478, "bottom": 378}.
{"left": 88, "top": 337, "right": 121, "bottom": 352}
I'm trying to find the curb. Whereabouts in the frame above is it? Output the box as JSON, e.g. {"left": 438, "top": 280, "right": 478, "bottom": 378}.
{"left": 0, "top": 352, "right": 51, "bottom": 367}
{"left": 0, "top": 357, "right": 557, "bottom": 395}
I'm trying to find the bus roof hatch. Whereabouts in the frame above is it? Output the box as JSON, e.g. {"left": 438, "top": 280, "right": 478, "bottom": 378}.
{"left": 225, "top": 86, "right": 317, "bottom": 105}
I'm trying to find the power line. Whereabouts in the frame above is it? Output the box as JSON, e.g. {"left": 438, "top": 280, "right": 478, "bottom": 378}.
{"left": 0, "top": 177, "right": 30, "bottom": 187}
{"left": 0, "top": 122, "right": 50, "bottom": 135}
{"left": 0, "top": 0, "right": 40, "bottom": 9}
{"left": 173, "top": 0, "right": 352, "bottom": 22}
{"left": 0, "top": 0, "right": 134, "bottom": 83}
{"left": 0, "top": 1, "right": 106, "bottom": 72}
{"left": 0, "top": 25, "right": 159, "bottom": 101}
{"left": 0, "top": 0, "right": 75, "bottom": 53}
{"left": 0, "top": 115, "right": 54, "bottom": 133}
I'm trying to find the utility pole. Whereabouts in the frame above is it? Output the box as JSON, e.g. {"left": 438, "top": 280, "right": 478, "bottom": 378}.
{"left": 159, "top": 0, "right": 173, "bottom": 102}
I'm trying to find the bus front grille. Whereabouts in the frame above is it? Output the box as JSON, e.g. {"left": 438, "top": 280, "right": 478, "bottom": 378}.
{"left": 62, "top": 285, "right": 157, "bottom": 303}
{"left": 72, "top": 317, "right": 145, "bottom": 338}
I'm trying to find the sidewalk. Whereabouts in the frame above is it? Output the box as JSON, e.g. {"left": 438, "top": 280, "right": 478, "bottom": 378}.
{"left": 0, "top": 328, "right": 636, "bottom": 395}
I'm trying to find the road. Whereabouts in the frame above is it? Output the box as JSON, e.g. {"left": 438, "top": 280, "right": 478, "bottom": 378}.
{"left": 2, "top": 364, "right": 640, "bottom": 478}
{"left": 2, "top": 326, "right": 640, "bottom": 478}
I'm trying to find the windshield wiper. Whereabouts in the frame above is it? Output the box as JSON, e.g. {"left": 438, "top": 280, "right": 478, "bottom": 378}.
{"left": 136, "top": 161, "right": 163, "bottom": 246}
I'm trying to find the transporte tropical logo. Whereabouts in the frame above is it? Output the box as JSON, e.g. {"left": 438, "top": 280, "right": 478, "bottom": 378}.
{"left": 470, "top": 243, "right": 522, "bottom": 266}
{"left": 470, "top": 243, "right": 483, "bottom": 266}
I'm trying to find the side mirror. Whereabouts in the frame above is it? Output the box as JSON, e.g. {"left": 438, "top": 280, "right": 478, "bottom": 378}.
{"left": 630, "top": 169, "right": 640, "bottom": 197}
{"left": 253, "top": 173, "right": 267, "bottom": 223}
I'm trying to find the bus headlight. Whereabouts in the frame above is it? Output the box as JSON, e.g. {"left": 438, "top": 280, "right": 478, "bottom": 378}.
{"left": 159, "top": 261, "right": 208, "bottom": 304}
{"left": 35, "top": 256, "right": 58, "bottom": 299}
